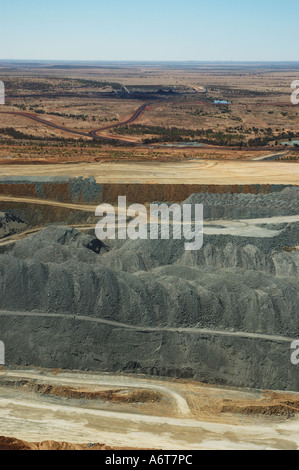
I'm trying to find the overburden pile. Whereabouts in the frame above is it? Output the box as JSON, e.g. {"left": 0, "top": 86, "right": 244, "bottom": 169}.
{"left": 1, "top": 189, "right": 299, "bottom": 390}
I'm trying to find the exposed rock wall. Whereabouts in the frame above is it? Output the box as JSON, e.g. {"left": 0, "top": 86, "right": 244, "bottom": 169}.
{"left": 0, "top": 177, "right": 296, "bottom": 205}
{"left": 1, "top": 186, "right": 299, "bottom": 391}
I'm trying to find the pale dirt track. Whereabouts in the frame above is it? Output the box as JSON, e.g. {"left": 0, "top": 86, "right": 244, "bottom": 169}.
{"left": 0, "top": 310, "right": 296, "bottom": 344}
{"left": 0, "top": 160, "right": 298, "bottom": 184}
{"left": 0, "top": 195, "right": 98, "bottom": 212}
{"left": 1, "top": 195, "right": 298, "bottom": 248}
{"left": 1, "top": 369, "right": 299, "bottom": 450}
{"left": 0, "top": 104, "right": 149, "bottom": 144}
{"left": 1, "top": 370, "right": 190, "bottom": 417}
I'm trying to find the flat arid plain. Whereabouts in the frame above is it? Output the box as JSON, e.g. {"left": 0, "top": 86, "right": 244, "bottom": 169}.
{"left": 0, "top": 61, "right": 299, "bottom": 450}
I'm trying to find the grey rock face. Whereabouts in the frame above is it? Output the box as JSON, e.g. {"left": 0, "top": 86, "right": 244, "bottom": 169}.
{"left": 1, "top": 189, "right": 299, "bottom": 391}
{"left": 0, "top": 212, "right": 26, "bottom": 239}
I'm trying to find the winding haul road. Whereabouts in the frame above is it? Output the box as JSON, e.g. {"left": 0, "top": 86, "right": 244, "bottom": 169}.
{"left": 3, "top": 369, "right": 299, "bottom": 450}
{"left": 0, "top": 107, "right": 290, "bottom": 152}
{"left": 0, "top": 310, "right": 296, "bottom": 344}
{"left": 1, "top": 369, "right": 191, "bottom": 417}
{"left": 89, "top": 102, "right": 148, "bottom": 139}
{"left": 0, "top": 103, "right": 149, "bottom": 145}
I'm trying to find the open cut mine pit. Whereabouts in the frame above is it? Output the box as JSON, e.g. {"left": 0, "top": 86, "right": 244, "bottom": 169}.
{"left": 0, "top": 179, "right": 299, "bottom": 392}
{"left": 1, "top": 176, "right": 299, "bottom": 450}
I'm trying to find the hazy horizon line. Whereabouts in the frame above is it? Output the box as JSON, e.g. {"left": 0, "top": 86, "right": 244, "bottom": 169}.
{"left": 1, "top": 59, "right": 299, "bottom": 66}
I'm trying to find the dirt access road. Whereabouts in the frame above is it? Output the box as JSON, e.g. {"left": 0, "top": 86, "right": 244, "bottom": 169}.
{"left": 0, "top": 108, "right": 290, "bottom": 152}
{"left": 0, "top": 103, "right": 149, "bottom": 145}
{"left": 1, "top": 369, "right": 299, "bottom": 450}
{"left": 1, "top": 194, "right": 298, "bottom": 248}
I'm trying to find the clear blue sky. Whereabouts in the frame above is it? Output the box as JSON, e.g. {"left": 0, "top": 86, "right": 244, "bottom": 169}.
{"left": 0, "top": 0, "right": 298, "bottom": 61}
